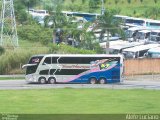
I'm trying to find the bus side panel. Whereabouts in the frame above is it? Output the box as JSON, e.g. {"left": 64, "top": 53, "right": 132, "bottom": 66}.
{"left": 67, "top": 63, "right": 121, "bottom": 83}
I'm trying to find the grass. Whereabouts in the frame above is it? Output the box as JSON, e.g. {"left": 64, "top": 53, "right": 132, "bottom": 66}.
{"left": 0, "top": 77, "right": 24, "bottom": 80}
{"left": 50, "top": 0, "right": 160, "bottom": 19}
{"left": 0, "top": 89, "right": 160, "bottom": 114}
{"left": 0, "top": 39, "right": 49, "bottom": 75}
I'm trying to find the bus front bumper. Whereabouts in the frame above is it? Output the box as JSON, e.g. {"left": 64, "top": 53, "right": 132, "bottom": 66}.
{"left": 25, "top": 74, "right": 38, "bottom": 83}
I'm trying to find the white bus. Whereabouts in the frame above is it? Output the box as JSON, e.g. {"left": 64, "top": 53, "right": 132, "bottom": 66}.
{"left": 148, "top": 30, "right": 160, "bottom": 43}
{"left": 99, "top": 40, "right": 128, "bottom": 49}
{"left": 125, "top": 26, "right": 147, "bottom": 42}
{"left": 122, "top": 44, "right": 160, "bottom": 59}
{"left": 146, "top": 47, "right": 160, "bottom": 58}
{"left": 135, "top": 30, "right": 151, "bottom": 42}
{"left": 109, "top": 42, "right": 143, "bottom": 54}
{"left": 114, "top": 15, "right": 160, "bottom": 29}
{"left": 146, "top": 19, "right": 160, "bottom": 29}
{"left": 22, "top": 54, "right": 123, "bottom": 84}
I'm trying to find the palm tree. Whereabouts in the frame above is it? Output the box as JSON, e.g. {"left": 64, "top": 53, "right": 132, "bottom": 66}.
{"left": 97, "top": 9, "right": 124, "bottom": 53}
{"left": 97, "top": 9, "right": 121, "bottom": 33}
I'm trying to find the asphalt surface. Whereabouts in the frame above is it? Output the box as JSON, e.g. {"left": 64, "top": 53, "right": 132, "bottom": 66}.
{"left": 0, "top": 79, "right": 160, "bottom": 90}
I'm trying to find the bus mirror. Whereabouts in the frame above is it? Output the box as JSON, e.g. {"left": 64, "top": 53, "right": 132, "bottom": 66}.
{"left": 22, "top": 65, "right": 26, "bottom": 69}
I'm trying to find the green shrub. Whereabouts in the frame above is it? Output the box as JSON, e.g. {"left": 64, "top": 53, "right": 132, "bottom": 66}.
{"left": 17, "top": 25, "right": 53, "bottom": 45}
{"left": 49, "top": 43, "right": 96, "bottom": 54}
{"left": 0, "top": 48, "right": 48, "bottom": 74}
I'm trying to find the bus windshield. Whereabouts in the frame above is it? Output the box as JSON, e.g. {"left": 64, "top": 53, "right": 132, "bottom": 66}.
{"left": 136, "top": 32, "right": 145, "bottom": 39}
{"left": 26, "top": 56, "right": 44, "bottom": 75}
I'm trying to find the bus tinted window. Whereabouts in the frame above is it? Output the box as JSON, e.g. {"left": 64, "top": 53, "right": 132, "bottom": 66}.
{"left": 50, "top": 69, "right": 87, "bottom": 75}
{"left": 52, "top": 57, "right": 59, "bottom": 63}
{"left": 26, "top": 66, "right": 38, "bottom": 75}
{"left": 150, "top": 23, "right": 160, "bottom": 26}
{"left": 44, "top": 57, "right": 51, "bottom": 64}
{"left": 39, "top": 70, "right": 49, "bottom": 75}
{"left": 58, "top": 57, "right": 120, "bottom": 64}
{"left": 58, "top": 57, "right": 85, "bottom": 64}
{"left": 29, "top": 56, "right": 43, "bottom": 64}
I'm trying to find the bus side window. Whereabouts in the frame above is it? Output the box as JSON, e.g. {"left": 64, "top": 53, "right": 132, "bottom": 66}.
{"left": 43, "top": 57, "right": 51, "bottom": 65}
{"left": 52, "top": 57, "right": 58, "bottom": 63}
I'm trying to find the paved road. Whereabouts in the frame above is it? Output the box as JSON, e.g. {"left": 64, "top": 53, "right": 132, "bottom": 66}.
{"left": 0, "top": 79, "right": 160, "bottom": 90}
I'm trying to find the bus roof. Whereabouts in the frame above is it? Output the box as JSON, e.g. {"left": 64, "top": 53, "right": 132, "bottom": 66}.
{"left": 109, "top": 42, "right": 143, "bottom": 50}
{"left": 100, "top": 40, "right": 128, "bottom": 49}
{"left": 146, "top": 19, "right": 160, "bottom": 23}
{"left": 44, "top": 54, "right": 123, "bottom": 58}
{"left": 150, "top": 30, "right": 160, "bottom": 33}
{"left": 148, "top": 47, "right": 160, "bottom": 54}
{"left": 138, "top": 30, "right": 151, "bottom": 33}
{"left": 114, "top": 15, "right": 129, "bottom": 19}
{"left": 128, "top": 26, "right": 146, "bottom": 31}
{"left": 123, "top": 44, "right": 160, "bottom": 52}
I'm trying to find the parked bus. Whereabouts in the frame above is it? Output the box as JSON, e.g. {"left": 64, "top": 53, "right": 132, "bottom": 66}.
{"left": 99, "top": 40, "right": 128, "bottom": 49}
{"left": 114, "top": 15, "right": 160, "bottom": 29}
{"left": 22, "top": 54, "right": 123, "bottom": 84}
{"left": 125, "top": 27, "right": 146, "bottom": 42}
{"left": 146, "top": 47, "right": 160, "bottom": 58}
{"left": 148, "top": 30, "right": 160, "bottom": 44}
{"left": 109, "top": 42, "right": 143, "bottom": 54}
{"left": 125, "top": 17, "right": 146, "bottom": 27}
{"left": 146, "top": 19, "right": 160, "bottom": 29}
{"left": 135, "top": 30, "right": 151, "bottom": 43}
{"left": 122, "top": 44, "right": 159, "bottom": 59}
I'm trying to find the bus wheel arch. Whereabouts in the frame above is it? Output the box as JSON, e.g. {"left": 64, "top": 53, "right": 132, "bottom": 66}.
{"left": 48, "top": 77, "right": 56, "bottom": 84}
{"left": 38, "top": 77, "right": 47, "bottom": 84}
{"left": 89, "top": 77, "right": 97, "bottom": 84}
{"left": 99, "top": 77, "right": 106, "bottom": 84}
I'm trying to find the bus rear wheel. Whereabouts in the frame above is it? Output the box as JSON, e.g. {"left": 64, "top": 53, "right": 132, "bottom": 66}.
{"left": 99, "top": 78, "right": 106, "bottom": 84}
{"left": 48, "top": 77, "right": 56, "bottom": 84}
{"left": 89, "top": 78, "right": 97, "bottom": 84}
{"left": 38, "top": 77, "right": 46, "bottom": 84}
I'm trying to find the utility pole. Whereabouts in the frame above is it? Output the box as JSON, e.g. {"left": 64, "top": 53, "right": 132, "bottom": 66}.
{"left": 0, "top": 0, "right": 18, "bottom": 47}
{"left": 101, "top": 0, "right": 105, "bottom": 15}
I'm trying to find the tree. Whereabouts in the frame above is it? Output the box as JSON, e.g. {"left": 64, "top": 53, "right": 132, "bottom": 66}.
{"left": 154, "top": 0, "right": 157, "bottom": 4}
{"left": 140, "top": 0, "right": 143, "bottom": 3}
{"left": 0, "top": 46, "right": 5, "bottom": 55}
{"left": 145, "top": 7, "right": 160, "bottom": 19}
{"left": 97, "top": 9, "right": 124, "bottom": 52}
{"left": 104, "top": 0, "right": 107, "bottom": 4}
{"left": 44, "top": 1, "right": 102, "bottom": 51}
{"left": 81, "top": 0, "right": 86, "bottom": 4}
{"left": 127, "top": 0, "right": 131, "bottom": 4}
{"left": 71, "top": 0, "right": 76, "bottom": 3}
{"left": 14, "top": 0, "right": 28, "bottom": 24}
{"left": 89, "top": 0, "right": 100, "bottom": 8}
{"left": 115, "top": 0, "right": 118, "bottom": 4}
{"left": 19, "top": 0, "right": 40, "bottom": 11}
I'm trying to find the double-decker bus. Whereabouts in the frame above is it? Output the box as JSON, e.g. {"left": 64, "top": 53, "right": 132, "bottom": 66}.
{"left": 22, "top": 54, "right": 123, "bottom": 84}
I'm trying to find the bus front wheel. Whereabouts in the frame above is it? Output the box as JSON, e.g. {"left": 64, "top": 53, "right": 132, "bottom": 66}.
{"left": 48, "top": 77, "right": 56, "bottom": 84}
{"left": 89, "top": 78, "right": 97, "bottom": 84}
{"left": 38, "top": 77, "right": 46, "bottom": 84}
